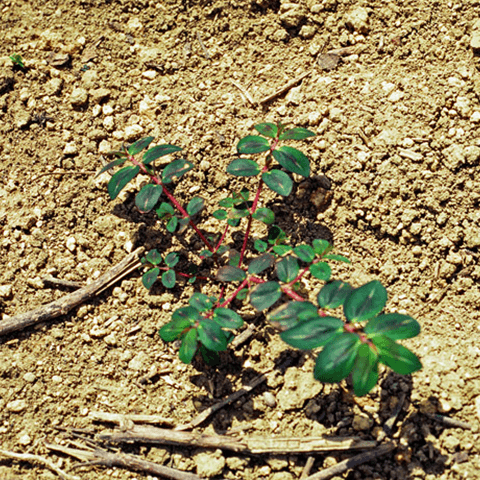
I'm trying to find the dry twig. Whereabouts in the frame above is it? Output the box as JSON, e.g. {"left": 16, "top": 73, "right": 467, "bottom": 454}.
{"left": 425, "top": 413, "right": 473, "bottom": 430}
{"left": 258, "top": 70, "right": 312, "bottom": 104}
{"left": 230, "top": 79, "right": 256, "bottom": 106}
{"left": 89, "top": 411, "right": 175, "bottom": 428}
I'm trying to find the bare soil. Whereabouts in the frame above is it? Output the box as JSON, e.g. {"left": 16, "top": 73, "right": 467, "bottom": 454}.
{"left": 1, "top": 0, "right": 480, "bottom": 479}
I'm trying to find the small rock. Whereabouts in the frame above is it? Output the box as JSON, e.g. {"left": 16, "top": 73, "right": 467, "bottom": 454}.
{"left": 142, "top": 70, "right": 157, "bottom": 80}
{"left": 277, "top": 367, "right": 322, "bottom": 410}
{"left": 7, "top": 400, "right": 27, "bottom": 413}
{"left": 124, "top": 124, "right": 144, "bottom": 141}
{"left": 104, "top": 333, "right": 117, "bottom": 346}
{"left": 438, "top": 397, "right": 452, "bottom": 413}
{"left": 344, "top": 7, "right": 369, "bottom": 34}
{"left": 285, "top": 85, "right": 304, "bottom": 106}
{"left": 470, "top": 20, "right": 480, "bottom": 53}
{"left": 464, "top": 228, "right": 480, "bottom": 248}
{"left": 128, "top": 352, "right": 149, "bottom": 371}
{"left": 82, "top": 69, "right": 98, "bottom": 89}
{"left": 23, "top": 372, "right": 36, "bottom": 383}
{"left": 63, "top": 142, "right": 78, "bottom": 155}
{"left": 90, "top": 87, "right": 111, "bottom": 104}
{"left": 263, "top": 391, "right": 277, "bottom": 408}
{"left": 0, "top": 284, "right": 13, "bottom": 299}
{"left": 194, "top": 450, "right": 225, "bottom": 478}
{"left": 443, "top": 434, "right": 461, "bottom": 452}
{"left": 352, "top": 413, "right": 373, "bottom": 431}
{"left": 14, "top": 107, "right": 31, "bottom": 129}
{"left": 299, "top": 25, "right": 317, "bottom": 39}
{"left": 69, "top": 87, "right": 88, "bottom": 107}
{"left": 52, "top": 375, "right": 62, "bottom": 383}
{"left": 66, "top": 236, "right": 76, "bottom": 252}
{"left": 18, "top": 433, "right": 32, "bottom": 445}
{"left": 279, "top": 4, "right": 307, "bottom": 28}
{"left": 44, "top": 77, "right": 63, "bottom": 96}
{"left": 127, "top": 17, "right": 144, "bottom": 35}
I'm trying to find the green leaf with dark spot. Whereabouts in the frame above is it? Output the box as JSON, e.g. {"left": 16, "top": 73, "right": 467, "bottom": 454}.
{"left": 227, "top": 158, "right": 261, "bottom": 177}
{"left": 135, "top": 184, "right": 163, "bottom": 212}
{"left": 279, "top": 127, "right": 316, "bottom": 141}
{"left": 237, "top": 135, "right": 271, "bottom": 154}
{"left": 162, "top": 159, "right": 194, "bottom": 183}
{"left": 162, "top": 270, "right": 176, "bottom": 289}
{"left": 248, "top": 253, "right": 275, "bottom": 275}
{"left": 312, "top": 239, "right": 332, "bottom": 256}
{"left": 186, "top": 196, "right": 205, "bottom": 216}
{"left": 159, "top": 309, "right": 197, "bottom": 341}
{"left": 272, "top": 146, "right": 310, "bottom": 177}
{"left": 216, "top": 266, "right": 247, "bottom": 282}
{"left": 267, "top": 301, "right": 319, "bottom": 330}
{"left": 309, "top": 262, "right": 331, "bottom": 281}
{"left": 142, "top": 267, "right": 159, "bottom": 289}
{"left": 255, "top": 122, "right": 278, "bottom": 138}
{"left": 219, "top": 198, "right": 235, "bottom": 208}
{"left": 227, "top": 218, "right": 241, "bottom": 227}
{"left": 189, "top": 293, "right": 215, "bottom": 312}
{"left": 172, "top": 305, "right": 200, "bottom": 323}
{"left": 268, "top": 225, "right": 286, "bottom": 244}
{"left": 294, "top": 245, "right": 315, "bottom": 263}
{"left": 276, "top": 256, "right": 299, "bottom": 283}
{"left": 108, "top": 165, "right": 140, "bottom": 199}
{"left": 372, "top": 335, "right": 422, "bottom": 375}
{"left": 145, "top": 249, "right": 162, "bottom": 266}
{"left": 179, "top": 328, "right": 198, "bottom": 364}
{"left": 252, "top": 207, "right": 275, "bottom": 225}
{"left": 156, "top": 202, "right": 175, "bottom": 218}
{"left": 343, "top": 281, "right": 388, "bottom": 323}
{"left": 128, "top": 136, "right": 154, "bottom": 156}
{"left": 365, "top": 313, "right": 421, "bottom": 340}
{"left": 197, "top": 319, "right": 228, "bottom": 351}
{"left": 213, "top": 308, "right": 244, "bottom": 329}
{"left": 352, "top": 343, "right": 379, "bottom": 396}
{"left": 249, "top": 281, "right": 282, "bottom": 311}
{"left": 281, "top": 316, "right": 344, "bottom": 350}
{"left": 166, "top": 216, "right": 178, "bottom": 233}
{"left": 96, "top": 158, "right": 127, "bottom": 177}
{"left": 262, "top": 170, "right": 293, "bottom": 197}
{"left": 164, "top": 252, "right": 179, "bottom": 268}
{"left": 317, "top": 281, "right": 353, "bottom": 309}
{"left": 254, "top": 239, "right": 268, "bottom": 253}
{"left": 143, "top": 144, "right": 182, "bottom": 164}
{"left": 213, "top": 209, "right": 227, "bottom": 220}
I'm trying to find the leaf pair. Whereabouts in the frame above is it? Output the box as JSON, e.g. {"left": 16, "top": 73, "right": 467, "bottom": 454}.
{"left": 141, "top": 249, "right": 180, "bottom": 289}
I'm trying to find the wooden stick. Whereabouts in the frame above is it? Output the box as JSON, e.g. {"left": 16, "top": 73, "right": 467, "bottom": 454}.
{"left": 258, "top": 70, "right": 312, "bottom": 104}
{"left": 0, "top": 448, "right": 79, "bottom": 480}
{"left": 42, "top": 275, "right": 84, "bottom": 289}
{"left": 45, "top": 443, "right": 201, "bottom": 480}
{"left": 89, "top": 411, "right": 175, "bottom": 428}
{"left": 304, "top": 442, "right": 396, "bottom": 480}
{"left": 425, "top": 413, "right": 473, "bottom": 430}
{"left": 0, "top": 247, "right": 144, "bottom": 336}
{"left": 230, "top": 79, "right": 256, "bottom": 106}
{"left": 96, "top": 425, "right": 376, "bottom": 454}
{"left": 300, "top": 456, "right": 315, "bottom": 480}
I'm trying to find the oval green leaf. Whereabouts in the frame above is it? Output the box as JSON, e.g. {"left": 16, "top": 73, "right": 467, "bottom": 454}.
{"left": 279, "top": 127, "right": 316, "bottom": 141}
{"left": 252, "top": 207, "right": 275, "bottom": 225}
{"left": 294, "top": 244, "right": 315, "bottom": 263}
{"left": 189, "top": 293, "right": 215, "bottom": 312}
{"left": 323, "top": 254, "right": 351, "bottom": 264}
{"left": 262, "top": 170, "right": 293, "bottom": 197}
{"left": 96, "top": 158, "right": 127, "bottom": 177}
{"left": 216, "top": 265, "right": 247, "bottom": 282}
{"left": 145, "top": 249, "right": 162, "bottom": 266}
{"left": 280, "top": 316, "right": 344, "bottom": 350}
{"left": 312, "top": 239, "right": 332, "bottom": 256}
{"left": 254, "top": 239, "right": 268, "bottom": 253}
{"left": 128, "top": 136, "right": 154, "bottom": 156}
{"left": 166, "top": 216, "right": 178, "bottom": 233}
{"left": 317, "top": 281, "right": 353, "bottom": 309}
{"left": 272, "top": 245, "right": 292, "bottom": 256}
{"left": 352, "top": 343, "right": 379, "bottom": 397}
{"left": 197, "top": 319, "right": 228, "bottom": 352}
{"left": 276, "top": 256, "right": 299, "bottom": 283}
{"left": 143, "top": 144, "right": 182, "bottom": 165}
{"left": 272, "top": 146, "right": 310, "bottom": 177}
{"left": 267, "top": 301, "right": 319, "bottom": 330}
{"left": 213, "top": 209, "right": 227, "bottom": 220}
{"left": 164, "top": 252, "right": 180, "bottom": 268}
{"left": 309, "top": 262, "right": 332, "bottom": 281}
{"left": 237, "top": 135, "right": 271, "bottom": 155}
{"left": 249, "top": 281, "right": 282, "bottom": 311}
{"left": 156, "top": 202, "right": 175, "bottom": 218}
{"left": 372, "top": 335, "right": 422, "bottom": 375}
{"left": 364, "top": 313, "right": 421, "bottom": 340}
{"left": 135, "top": 184, "right": 163, "bottom": 212}
{"left": 187, "top": 196, "right": 205, "bottom": 216}
{"left": 108, "top": 165, "right": 140, "bottom": 200}
{"left": 159, "top": 316, "right": 193, "bottom": 342}
{"left": 314, "top": 333, "right": 361, "bottom": 383}
{"left": 213, "top": 308, "right": 244, "bottom": 329}
{"left": 254, "top": 122, "right": 278, "bottom": 139}
{"left": 172, "top": 305, "right": 200, "bottom": 323}
{"left": 142, "top": 267, "right": 159, "bottom": 289}
{"left": 162, "top": 159, "right": 194, "bottom": 184}
{"left": 226, "top": 158, "right": 261, "bottom": 177}
{"left": 343, "top": 280, "right": 388, "bottom": 323}
{"left": 162, "top": 270, "right": 176, "bottom": 289}
{"left": 248, "top": 253, "right": 275, "bottom": 275}
{"left": 179, "top": 328, "right": 198, "bottom": 364}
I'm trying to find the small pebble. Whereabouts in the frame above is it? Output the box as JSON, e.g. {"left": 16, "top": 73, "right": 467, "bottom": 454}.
{"left": 66, "top": 236, "right": 76, "bottom": 252}
{"left": 23, "top": 372, "right": 36, "bottom": 383}
{"left": 7, "top": 400, "right": 27, "bottom": 413}
{"left": 18, "top": 433, "right": 32, "bottom": 445}
{"left": 263, "top": 391, "right": 277, "bottom": 408}
{"left": 52, "top": 375, "right": 63, "bottom": 383}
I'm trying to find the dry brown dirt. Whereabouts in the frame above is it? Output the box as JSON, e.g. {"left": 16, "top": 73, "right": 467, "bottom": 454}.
{"left": 1, "top": 0, "right": 480, "bottom": 479}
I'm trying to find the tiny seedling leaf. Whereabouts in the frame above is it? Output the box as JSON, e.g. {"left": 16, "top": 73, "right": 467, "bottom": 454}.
{"left": 268, "top": 225, "right": 286, "bottom": 244}
{"left": 252, "top": 208, "right": 275, "bottom": 225}
{"left": 186, "top": 196, "right": 205, "bottom": 216}
{"left": 309, "top": 262, "right": 332, "bottom": 281}
{"left": 276, "top": 256, "right": 299, "bottom": 283}
{"left": 219, "top": 198, "right": 235, "bottom": 208}
{"left": 372, "top": 335, "right": 422, "bottom": 375}
{"left": 314, "top": 333, "right": 361, "bottom": 383}
{"left": 267, "top": 301, "right": 319, "bottom": 330}
{"left": 272, "top": 245, "right": 292, "bottom": 256}
{"left": 179, "top": 328, "right": 198, "bottom": 364}
{"left": 145, "top": 249, "right": 163, "bottom": 266}
{"left": 161, "top": 269, "right": 176, "bottom": 289}
{"left": 364, "top": 313, "right": 421, "bottom": 341}
{"left": 197, "top": 319, "right": 228, "bottom": 352}
{"left": 317, "top": 281, "right": 353, "bottom": 309}
{"left": 213, "top": 209, "right": 228, "bottom": 220}
{"left": 166, "top": 216, "right": 178, "bottom": 233}
{"left": 162, "top": 159, "right": 194, "bottom": 184}
{"left": 249, "top": 281, "right": 282, "bottom": 311}
{"left": 272, "top": 146, "right": 310, "bottom": 177}
{"left": 213, "top": 308, "right": 244, "bottom": 329}
{"left": 96, "top": 158, "right": 127, "bottom": 177}
{"left": 164, "top": 252, "right": 180, "bottom": 268}
{"left": 128, "top": 136, "right": 154, "bottom": 156}
{"left": 178, "top": 217, "right": 189, "bottom": 234}
{"left": 108, "top": 165, "right": 140, "bottom": 199}
{"left": 262, "top": 170, "right": 293, "bottom": 197}
{"left": 156, "top": 202, "right": 175, "bottom": 218}
{"left": 189, "top": 293, "right": 215, "bottom": 312}
{"left": 143, "top": 144, "right": 182, "bottom": 164}
{"left": 312, "top": 239, "right": 332, "bottom": 256}
{"left": 254, "top": 239, "right": 268, "bottom": 253}
{"left": 226, "top": 158, "right": 261, "bottom": 177}
{"left": 135, "top": 184, "right": 163, "bottom": 212}
{"left": 254, "top": 122, "right": 278, "bottom": 139}
{"left": 142, "top": 267, "right": 160, "bottom": 289}
{"left": 159, "top": 314, "right": 195, "bottom": 342}
{"left": 237, "top": 135, "right": 271, "bottom": 154}
{"left": 280, "top": 316, "right": 344, "bottom": 350}
{"left": 294, "top": 244, "right": 315, "bottom": 263}
{"left": 343, "top": 280, "right": 388, "bottom": 323}
{"left": 352, "top": 343, "right": 379, "bottom": 397}
{"left": 279, "top": 127, "right": 316, "bottom": 141}
{"left": 248, "top": 253, "right": 275, "bottom": 275}
{"left": 216, "top": 266, "right": 247, "bottom": 282}
{"left": 171, "top": 305, "right": 200, "bottom": 323}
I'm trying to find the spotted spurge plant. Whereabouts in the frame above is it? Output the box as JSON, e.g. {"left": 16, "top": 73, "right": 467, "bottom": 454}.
{"left": 97, "top": 121, "right": 421, "bottom": 396}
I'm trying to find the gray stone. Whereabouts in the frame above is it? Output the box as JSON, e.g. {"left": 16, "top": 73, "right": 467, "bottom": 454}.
{"left": 344, "top": 7, "right": 369, "bottom": 34}
{"left": 69, "top": 87, "right": 88, "bottom": 107}
{"left": 90, "top": 87, "right": 111, "bottom": 104}
{"left": 194, "top": 450, "right": 225, "bottom": 478}
{"left": 6, "top": 399, "right": 27, "bottom": 413}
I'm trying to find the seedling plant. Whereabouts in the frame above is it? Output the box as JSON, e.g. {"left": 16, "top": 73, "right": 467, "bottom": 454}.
{"left": 97, "top": 121, "right": 421, "bottom": 396}
{"left": 9, "top": 54, "right": 25, "bottom": 69}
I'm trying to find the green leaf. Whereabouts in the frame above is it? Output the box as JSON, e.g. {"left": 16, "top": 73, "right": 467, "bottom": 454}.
{"left": 200, "top": 345, "right": 221, "bottom": 365}
{"left": 314, "top": 333, "right": 361, "bottom": 383}
{"left": 162, "top": 270, "right": 176, "bottom": 289}
{"left": 227, "top": 251, "right": 241, "bottom": 266}
{"left": 145, "top": 249, "right": 162, "bottom": 266}
{"left": 252, "top": 207, "right": 275, "bottom": 225}
{"left": 294, "top": 245, "right": 315, "bottom": 263}
{"left": 128, "top": 136, "right": 154, "bottom": 156}
{"left": 227, "top": 218, "right": 241, "bottom": 227}
{"left": 254, "top": 239, "right": 268, "bottom": 253}
{"left": 236, "top": 288, "right": 248, "bottom": 300}
{"left": 216, "top": 266, "right": 247, "bottom": 282}
{"left": 143, "top": 144, "right": 182, "bottom": 164}
{"left": 213, "top": 308, "right": 244, "bottom": 329}
{"left": 135, "top": 184, "right": 163, "bottom": 212}
{"left": 249, "top": 281, "right": 282, "bottom": 311}
{"left": 197, "top": 319, "right": 228, "bottom": 351}
{"left": 219, "top": 198, "right": 235, "bottom": 208}
{"left": 162, "top": 159, "right": 194, "bottom": 184}
{"left": 96, "top": 158, "right": 127, "bottom": 177}
{"left": 237, "top": 135, "right": 271, "bottom": 154}
{"left": 372, "top": 335, "right": 422, "bottom": 375}
{"left": 178, "top": 217, "right": 189, "bottom": 234}
{"left": 172, "top": 305, "right": 200, "bottom": 323}
{"left": 281, "top": 316, "right": 344, "bottom": 350}
{"left": 213, "top": 209, "right": 227, "bottom": 220}
{"left": 200, "top": 249, "right": 213, "bottom": 258}
{"left": 248, "top": 253, "right": 275, "bottom": 275}
{"left": 186, "top": 197, "right": 205, "bottom": 216}
{"left": 159, "top": 313, "right": 195, "bottom": 342}
{"left": 254, "top": 122, "right": 278, "bottom": 139}
{"left": 323, "top": 254, "right": 351, "bottom": 264}
{"left": 9, "top": 54, "right": 25, "bottom": 68}
{"left": 312, "top": 239, "right": 332, "bottom": 256}
{"left": 309, "top": 262, "right": 331, "bottom": 281}
{"left": 317, "top": 281, "right": 353, "bottom": 309}
{"left": 364, "top": 313, "right": 421, "bottom": 340}
{"left": 262, "top": 170, "right": 293, "bottom": 197}
{"left": 226, "top": 158, "right": 261, "bottom": 177}
{"left": 179, "top": 328, "right": 198, "bottom": 364}
{"left": 272, "top": 146, "right": 310, "bottom": 177}
{"left": 156, "top": 202, "right": 175, "bottom": 218}
{"left": 267, "top": 301, "right": 319, "bottom": 330}
{"left": 272, "top": 245, "right": 292, "bottom": 256}
{"left": 164, "top": 252, "right": 179, "bottom": 268}
{"left": 166, "top": 216, "right": 178, "bottom": 233}
{"left": 268, "top": 225, "right": 286, "bottom": 244}
{"left": 352, "top": 343, "right": 379, "bottom": 396}
{"left": 276, "top": 256, "right": 299, "bottom": 283}
{"left": 108, "top": 165, "right": 140, "bottom": 200}
{"left": 279, "top": 127, "right": 316, "bottom": 141}
{"left": 142, "top": 267, "right": 160, "bottom": 289}
{"left": 343, "top": 281, "right": 388, "bottom": 323}
{"left": 230, "top": 207, "right": 250, "bottom": 220}
{"left": 189, "top": 293, "right": 215, "bottom": 312}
